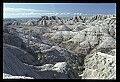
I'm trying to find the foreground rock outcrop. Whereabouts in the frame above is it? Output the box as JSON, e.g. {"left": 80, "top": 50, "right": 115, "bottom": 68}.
{"left": 29, "top": 62, "right": 79, "bottom": 79}
{"left": 3, "top": 44, "right": 79, "bottom": 79}
{"left": 3, "top": 43, "right": 42, "bottom": 79}
{"left": 82, "top": 51, "right": 116, "bottom": 79}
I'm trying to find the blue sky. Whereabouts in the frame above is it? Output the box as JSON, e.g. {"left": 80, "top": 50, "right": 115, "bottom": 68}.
{"left": 3, "top": 3, "right": 116, "bottom": 18}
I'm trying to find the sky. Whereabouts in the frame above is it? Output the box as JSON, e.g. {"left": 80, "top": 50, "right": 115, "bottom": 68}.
{"left": 3, "top": 3, "right": 116, "bottom": 18}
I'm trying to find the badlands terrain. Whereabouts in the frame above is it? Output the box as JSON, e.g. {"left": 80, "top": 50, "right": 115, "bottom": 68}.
{"left": 3, "top": 15, "right": 116, "bottom": 79}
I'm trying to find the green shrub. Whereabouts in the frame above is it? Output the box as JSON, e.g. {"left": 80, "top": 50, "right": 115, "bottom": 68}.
{"left": 22, "top": 28, "right": 29, "bottom": 31}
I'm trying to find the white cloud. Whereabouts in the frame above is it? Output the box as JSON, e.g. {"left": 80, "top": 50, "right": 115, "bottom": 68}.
{"left": 5, "top": 12, "right": 84, "bottom": 16}
{"left": 4, "top": 10, "right": 85, "bottom": 18}
{"left": 4, "top": 7, "right": 85, "bottom": 17}
{"left": 3, "top": 7, "right": 54, "bottom": 13}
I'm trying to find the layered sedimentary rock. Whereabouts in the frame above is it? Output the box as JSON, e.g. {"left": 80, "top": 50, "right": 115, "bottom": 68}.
{"left": 3, "top": 43, "right": 79, "bottom": 79}
{"left": 3, "top": 15, "right": 116, "bottom": 79}
{"left": 3, "top": 43, "right": 42, "bottom": 79}
{"left": 30, "top": 62, "right": 79, "bottom": 79}
{"left": 3, "top": 32, "right": 23, "bottom": 47}
{"left": 82, "top": 51, "right": 116, "bottom": 79}
{"left": 21, "top": 16, "right": 62, "bottom": 26}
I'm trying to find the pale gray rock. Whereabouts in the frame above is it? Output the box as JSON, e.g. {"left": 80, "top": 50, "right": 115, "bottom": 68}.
{"left": 82, "top": 52, "right": 116, "bottom": 79}
{"left": 96, "top": 37, "right": 116, "bottom": 53}
{"left": 39, "top": 43, "right": 52, "bottom": 51}
{"left": 108, "top": 25, "right": 116, "bottom": 39}
{"left": 22, "top": 20, "right": 36, "bottom": 26}
{"left": 51, "top": 25, "right": 59, "bottom": 30}
{"left": 64, "top": 22, "right": 115, "bottom": 54}
{"left": 36, "top": 44, "right": 81, "bottom": 65}
{"left": 3, "top": 15, "right": 116, "bottom": 79}
{"left": 21, "top": 16, "right": 62, "bottom": 27}
{"left": 57, "top": 25, "right": 71, "bottom": 31}
{"left": 3, "top": 73, "right": 34, "bottom": 79}
{"left": 12, "top": 21, "right": 21, "bottom": 26}
{"left": 30, "top": 62, "right": 79, "bottom": 79}
{"left": 38, "top": 46, "right": 66, "bottom": 64}
{"left": 43, "top": 33, "right": 55, "bottom": 39}
{"left": 72, "top": 24, "right": 87, "bottom": 31}
{"left": 108, "top": 49, "right": 116, "bottom": 56}
{"left": 50, "top": 31, "right": 78, "bottom": 42}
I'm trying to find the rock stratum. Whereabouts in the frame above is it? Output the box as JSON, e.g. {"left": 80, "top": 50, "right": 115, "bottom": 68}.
{"left": 3, "top": 15, "right": 116, "bottom": 79}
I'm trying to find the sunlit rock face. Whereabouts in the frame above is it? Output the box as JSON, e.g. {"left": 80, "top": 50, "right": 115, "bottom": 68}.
{"left": 29, "top": 62, "right": 79, "bottom": 79}
{"left": 20, "top": 16, "right": 62, "bottom": 26}
{"left": 57, "top": 25, "right": 72, "bottom": 31}
{"left": 82, "top": 51, "right": 116, "bottom": 79}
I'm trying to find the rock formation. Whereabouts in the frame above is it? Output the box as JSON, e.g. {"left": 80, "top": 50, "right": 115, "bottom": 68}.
{"left": 3, "top": 15, "right": 116, "bottom": 79}
{"left": 82, "top": 51, "right": 116, "bottom": 79}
